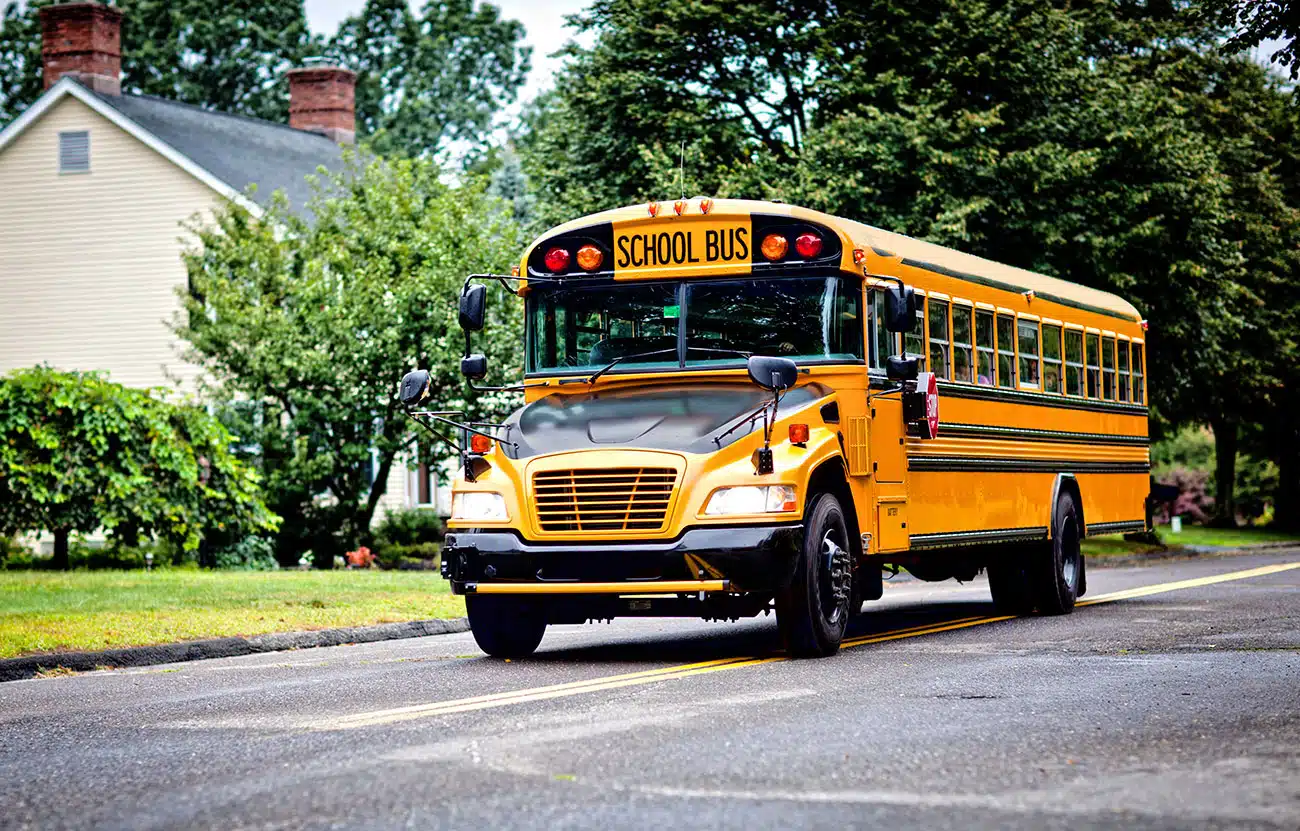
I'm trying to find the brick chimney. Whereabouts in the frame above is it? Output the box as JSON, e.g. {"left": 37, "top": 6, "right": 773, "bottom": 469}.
{"left": 40, "top": 1, "right": 123, "bottom": 96}
{"left": 287, "top": 64, "right": 356, "bottom": 144}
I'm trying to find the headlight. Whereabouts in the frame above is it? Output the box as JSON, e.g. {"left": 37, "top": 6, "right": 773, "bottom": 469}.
{"left": 451, "top": 492, "right": 508, "bottom": 521}
{"left": 703, "top": 485, "right": 797, "bottom": 516}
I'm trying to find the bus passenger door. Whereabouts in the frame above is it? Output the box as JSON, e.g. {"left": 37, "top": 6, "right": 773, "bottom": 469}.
{"left": 869, "top": 395, "right": 909, "bottom": 553}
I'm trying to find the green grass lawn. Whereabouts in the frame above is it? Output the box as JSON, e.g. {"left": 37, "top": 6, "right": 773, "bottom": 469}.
{"left": 0, "top": 570, "right": 464, "bottom": 660}
{"left": 1081, "top": 524, "right": 1300, "bottom": 558}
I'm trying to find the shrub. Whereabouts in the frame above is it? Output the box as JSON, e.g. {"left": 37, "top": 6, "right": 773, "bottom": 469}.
{"left": 374, "top": 508, "right": 444, "bottom": 547}
{"left": 374, "top": 542, "right": 441, "bottom": 570}
{"left": 1155, "top": 467, "right": 1214, "bottom": 524}
{"left": 344, "top": 546, "right": 375, "bottom": 568}
{"left": 212, "top": 536, "right": 280, "bottom": 570}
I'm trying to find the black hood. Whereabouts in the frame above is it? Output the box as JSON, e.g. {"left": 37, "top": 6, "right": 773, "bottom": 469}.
{"left": 503, "top": 381, "right": 831, "bottom": 459}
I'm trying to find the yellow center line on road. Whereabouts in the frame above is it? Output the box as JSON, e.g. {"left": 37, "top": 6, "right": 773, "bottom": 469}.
{"left": 316, "top": 559, "right": 1300, "bottom": 730}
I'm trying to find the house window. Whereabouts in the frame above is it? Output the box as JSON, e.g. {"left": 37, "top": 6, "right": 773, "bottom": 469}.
{"left": 928, "top": 299, "right": 950, "bottom": 380}
{"left": 975, "top": 309, "right": 995, "bottom": 386}
{"left": 59, "top": 130, "right": 90, "bottom": 174}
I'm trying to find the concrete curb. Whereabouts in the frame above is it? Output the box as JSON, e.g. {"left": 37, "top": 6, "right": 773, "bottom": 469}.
{"left": 0, "top": 617, "right": 470, "bottom": 683}
{"left": 1087, "top": 540, "right": 1300, "bottom": 569}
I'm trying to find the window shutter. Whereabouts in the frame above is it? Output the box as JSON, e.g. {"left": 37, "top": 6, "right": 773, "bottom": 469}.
{"left": 59, "top": 131, "right": 90, "bottom": 173}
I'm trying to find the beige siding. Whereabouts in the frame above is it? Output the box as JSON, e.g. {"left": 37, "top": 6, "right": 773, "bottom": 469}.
{"left": 0, "top": 95, "right": 222, "bottom": 391}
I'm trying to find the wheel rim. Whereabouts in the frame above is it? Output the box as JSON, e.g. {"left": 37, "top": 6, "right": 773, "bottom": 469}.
{"left": 1060, "top": 514, "right": 1081, "bottom": 592}
{"left": 819, "top": 527, "right": 852, "bottom": 624}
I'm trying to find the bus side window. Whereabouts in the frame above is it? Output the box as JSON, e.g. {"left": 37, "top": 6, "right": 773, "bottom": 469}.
{"left": 1064, "top": 329, "right": 1084, "bottom": 396}
{"left": 1018, "top": 318, "right": 1040, "bottom": 389}
{"left": 1042, "top": 324, "right": 1062, "bottom": 394}
{"left": 904, "top": 297, "right": 926, "bottom": 367}
{"left": 1132, "top": 342, "right": 1145, "bottom": 404}
{"left": 975, "top": 309, "right": 995, "bottom": 386}
{"left": 952, "top": 303, "right": 973, "bottom": 383}
{"left": 1102, "top": 336, "right": 1116, "bottom": 399}
{"left": 870, "top": 290, "right": 892, "bottom": 370}
{"left": 929, "top": 299, "right": 950, "bottom": 380}
{"left": 1085, "top": 332, "right": 1100, "bottom": 398}
{"left": 1117, "top": 340, "right": 1130, "bottom": 402}
{"left": 996, "top": 314, "right": 1016, "bottom": 388}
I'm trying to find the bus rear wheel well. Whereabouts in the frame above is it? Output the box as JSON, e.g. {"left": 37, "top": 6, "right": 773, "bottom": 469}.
{"left": 1053, "top": 475, "right": 1085, "bottom": 537}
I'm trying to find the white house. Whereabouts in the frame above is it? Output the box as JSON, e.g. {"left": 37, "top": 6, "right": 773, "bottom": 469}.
{"left": 0, "top": 1, "right": 449, "bottom": 526}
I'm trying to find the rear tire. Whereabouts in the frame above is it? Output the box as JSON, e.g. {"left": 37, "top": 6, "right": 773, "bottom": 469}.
{"left": 466, "top": 595, "right": 547, "bottom": 658}
{"left": 776, "top": 492, "right": 852, "bottom": 658}
{"left": 1027, "top": 490, "right": 1083, "bottom": 615}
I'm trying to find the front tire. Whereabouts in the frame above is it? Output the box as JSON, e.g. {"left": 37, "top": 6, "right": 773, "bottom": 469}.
{"left": 466, "top": 595, "right": 547, "bottom": 658}
{"left": 776, "top": 492, "right": 853, "bottom": 658}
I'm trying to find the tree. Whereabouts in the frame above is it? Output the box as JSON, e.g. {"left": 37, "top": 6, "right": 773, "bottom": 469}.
{"left": 0, "top": 0, "right": 317, "bottom": 125}
{"left": 325, "top": 0, "right": 530, "bottom": 159}
{"left": 0, "top": 367, "right": 277, "bottom": 569}
{"left": 176, "top": 150, "right": 524, "bottom": 566}
{"left": 1200, "top": 0, "right": 1300, "bottom": 79}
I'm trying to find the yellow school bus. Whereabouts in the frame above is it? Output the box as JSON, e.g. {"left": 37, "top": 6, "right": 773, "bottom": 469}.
{"left": 400, "top": 198, "right": 1149, "bottom": 658}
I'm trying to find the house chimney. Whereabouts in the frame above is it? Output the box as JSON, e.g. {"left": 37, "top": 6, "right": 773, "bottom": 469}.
{"left": 40, "top": 1, "right": 123, "bottom": 96}
{"left": 287, "top": 64, "right": 356, "bottom": 144}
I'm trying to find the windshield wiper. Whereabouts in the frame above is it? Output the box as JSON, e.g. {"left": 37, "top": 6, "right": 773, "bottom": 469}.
{"left": 583, "top": 346, "right": 753, "bottom": 385}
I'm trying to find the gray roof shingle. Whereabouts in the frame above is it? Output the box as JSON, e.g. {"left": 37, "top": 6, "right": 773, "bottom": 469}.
{"left": 92, "top": 89, "right": 345, "bottom": 216}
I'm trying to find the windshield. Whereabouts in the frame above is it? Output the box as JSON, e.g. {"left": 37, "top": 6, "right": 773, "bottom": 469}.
{"left": 526, "top": 275, "right": 863, "bottom": 374}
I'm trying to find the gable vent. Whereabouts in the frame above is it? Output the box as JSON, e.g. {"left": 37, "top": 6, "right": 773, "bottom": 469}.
{"left": 59, "top": 130, "right": 90, "bottom": 174}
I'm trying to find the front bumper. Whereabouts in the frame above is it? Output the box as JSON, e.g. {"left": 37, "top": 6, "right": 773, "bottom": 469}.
{"left": 441, "top": 523, "right": 803, "bottom": 595}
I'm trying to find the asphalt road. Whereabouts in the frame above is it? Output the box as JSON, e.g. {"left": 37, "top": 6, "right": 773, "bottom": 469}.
{"left": 2, "top": 551, "right": 1299, "bottom": 831}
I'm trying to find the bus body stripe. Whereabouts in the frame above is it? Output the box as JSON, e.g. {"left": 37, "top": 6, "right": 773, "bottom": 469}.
{"left": 937, "top": 423, "right": 1149, "bottom": 446}
{"left": 908, "top": 457, "right": 1150, "bottom": 474}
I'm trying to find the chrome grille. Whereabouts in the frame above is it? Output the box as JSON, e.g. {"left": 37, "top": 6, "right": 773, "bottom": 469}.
{"left": 533, "top": 467, "right": 678, "bottom": 533}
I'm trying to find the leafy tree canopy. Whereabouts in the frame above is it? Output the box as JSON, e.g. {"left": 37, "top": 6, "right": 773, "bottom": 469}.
{"left": 1200, "top": 0, "right": 1299, "bottom": 79}
{"left": 176, "top": 150, "right": 523, "bottom": 565}
{"left": 0, "top": 367, "right": 277, "bottom": 568}
{"left": 325, "top": 0, "right": 531, "bottom": 159}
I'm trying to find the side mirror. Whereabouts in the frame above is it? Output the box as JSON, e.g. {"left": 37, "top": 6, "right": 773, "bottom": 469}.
{"left": 399, "top": 369, "right": 431, "bottom": 407}
{"left": 747, "top": 355, "right": 799, "bottom": 391}
{"left": 886, "top": 355, "right": 920, "bottom": 382}
{"left": 460, "top": 354, "right": 487, "bottom": 381}
{"left": 884, "top": 285, "right": 916, "bottom": 332}
{"left": 458, "top": 284, "right": 487, "bottom": 332}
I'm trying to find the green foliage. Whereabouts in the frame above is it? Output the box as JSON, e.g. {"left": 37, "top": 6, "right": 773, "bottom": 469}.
{"left": 176, "top": 149, "right": 522, "bottom": 565}
{"left": 212, "top": 535, "right": 279, "bottom": 570}
{"left": 1152, "top": 427, "right": 1216, "bottom": 476}
{"left": 373, "top": 542, "right": 441, "bottom": 570}
{"left": 0, "top": 0, "right": 317, "bottom": 124}
{"left": 0, "top": 367, "right": 278, "bottom": 568}
{"left": 1200, "top": 0, "right": 1299, "bottom": 79}
{"left": 374, "top": 508, "right": 443, "bottom": 547}
{"left": 324, "top": 0, "right": 530, "bottom": 159}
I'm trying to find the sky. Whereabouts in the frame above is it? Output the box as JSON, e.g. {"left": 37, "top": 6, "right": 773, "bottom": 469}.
{"left": 304, "top": 0, "right": 593, "bottom": 105}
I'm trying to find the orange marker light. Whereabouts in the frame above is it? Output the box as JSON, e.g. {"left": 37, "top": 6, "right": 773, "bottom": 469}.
{"left": 1140, "top": 319, "right": 1149, "bottom": 331}
{"left": 470, "top": 433, "right": 493, "bottom": 454}
{"left": 576, "top": 244, "right": 604, "bottom": 271}
{"left": 760, "top": 233, "right": 789, "bottom": 261}
{"left": 510, "top": 265, "right": 520, "bottom": 277}
{"left": 789, "top": 423, "right": 809, "bottom": 445}
{"left": 674, "top": 199, "right": 687, "bottom": 216}
{"left": 699, "top": 197, "right": 714, "bottom": 214}
{"left": 647, "top": 202, "right": 660, "bottom": 217}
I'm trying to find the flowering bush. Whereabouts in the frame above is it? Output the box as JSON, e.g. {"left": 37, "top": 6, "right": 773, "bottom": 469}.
{"left": 344, "top": 546, "right": 374, "bottom": 569}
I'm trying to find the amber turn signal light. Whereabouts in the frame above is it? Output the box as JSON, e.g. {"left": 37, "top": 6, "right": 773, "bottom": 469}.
{"left": 576, "top": 244, "right": 604, "bottom": 271}
{"left": 470, "top": 433, "right": 493, "bottom": 454}
{"left": 760, "top": 233, "right": 789, "bottom": 261}
{"left": 789, "top": 423, "right": 809, "bottom": 445}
